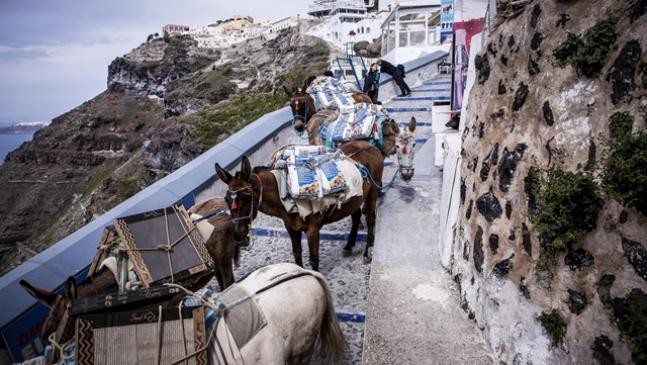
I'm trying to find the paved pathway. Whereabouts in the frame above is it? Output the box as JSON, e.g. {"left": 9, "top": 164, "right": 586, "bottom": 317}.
{"left": 362, "top": 80, "right": 495, "bottom": 365}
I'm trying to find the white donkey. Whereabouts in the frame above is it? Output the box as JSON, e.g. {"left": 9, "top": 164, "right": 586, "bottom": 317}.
{"left": 202, "top": 262, "right": 346, "bottom": 365}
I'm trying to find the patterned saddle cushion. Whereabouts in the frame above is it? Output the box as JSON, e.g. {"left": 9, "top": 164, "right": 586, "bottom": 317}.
{"left": 274, "top": 146, "right": 349, "bottom": 200}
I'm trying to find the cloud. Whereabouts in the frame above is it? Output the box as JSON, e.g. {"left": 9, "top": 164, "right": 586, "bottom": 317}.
{"left": 0, "top": 0, "right": 310, "bottom": 122}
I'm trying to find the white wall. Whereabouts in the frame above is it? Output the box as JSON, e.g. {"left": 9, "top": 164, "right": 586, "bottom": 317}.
{"left": 306, "top": 13, "right": 386, "bottom": 50}
{"left": 438, "top": 31, "right": 482, "bottom": 269}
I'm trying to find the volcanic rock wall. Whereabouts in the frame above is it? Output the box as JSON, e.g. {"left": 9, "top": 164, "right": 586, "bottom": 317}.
{"left": 451, "top": 1, "right": 647, "bottom": 364}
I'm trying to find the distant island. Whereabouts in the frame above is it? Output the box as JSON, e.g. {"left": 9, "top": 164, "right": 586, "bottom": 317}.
{"left": 0, "top": 121, "right": 50, "bottom": 135}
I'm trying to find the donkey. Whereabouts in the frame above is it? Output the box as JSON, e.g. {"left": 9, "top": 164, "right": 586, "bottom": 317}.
{"left": 205, "top": 263, "right": 345, "bottom": 364}
{"left": 19, "top": 200, "right": 240, "bottom": 340}
{"left": 22, "top": 263, "right": 346, "bottom": 365}
{"left": 215, "top": 141, "right": 384, "bottom": 270}
{"left": 283, "top": 79, "right": 372, "bottom": 133}
{"left": 189, "top": 197, "right": 243, "bottom": 290}
{"left": 302, "top": 111, "right": 418, "bottom": 181}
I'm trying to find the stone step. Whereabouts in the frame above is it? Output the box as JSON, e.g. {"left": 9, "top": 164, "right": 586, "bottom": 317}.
{"left": 385, "top": 107, "right": 430, "bottom": 113}
{"left": 398, "top": 121, "right": 432, "bottom": 127}
{"left": 411, "top": 88, "right": 451, "bottom": 92}
{"left": 422, "top": 79, "right": 451, "bottom": 86}
{"left": 392, "top": 96, "right": 450, "bottom": 102}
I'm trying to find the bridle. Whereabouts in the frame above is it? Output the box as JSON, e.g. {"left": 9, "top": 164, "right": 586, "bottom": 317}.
{"left": 290, "top": 93, "right": 312, "bottom": 127}
{"left": 226, "top": 174, "right": 264, "bottom": 228}
{"left": 396, "top": 134, "right": 416, "bottom": 175}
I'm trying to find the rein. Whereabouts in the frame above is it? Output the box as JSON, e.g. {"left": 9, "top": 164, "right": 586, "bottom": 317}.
{"left": 227, "top": 174, "right": 264, "bottom": 247}
{"left": 291, "top": 95, "right": 312, "bottom": 126}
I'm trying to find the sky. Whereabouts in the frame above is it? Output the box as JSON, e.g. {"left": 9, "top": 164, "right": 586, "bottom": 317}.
{"left": 0, "top": 0, "right": 310, "bottom": 125}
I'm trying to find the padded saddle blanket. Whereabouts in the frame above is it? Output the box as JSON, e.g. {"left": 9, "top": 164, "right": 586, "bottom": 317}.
{"left": 307, "top": 76, "right": 356, "bottom": 112}
{"left": 321, "top": 102, "right": 378, "bottom": 145}
{"left": 200, "top": 284, "right": 267, "bottom": 365}
{"left": 270, "top": 146, "right": 364, "bottom": 218}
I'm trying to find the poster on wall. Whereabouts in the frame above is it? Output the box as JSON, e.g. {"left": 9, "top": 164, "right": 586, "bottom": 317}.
{"left": 452, "top": 18, "right": 484, "bottom": 111}
{"left": 440, "top": 0, "right": 454, "bottom": 43}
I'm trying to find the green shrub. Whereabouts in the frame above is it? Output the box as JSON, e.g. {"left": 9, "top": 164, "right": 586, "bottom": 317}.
{"left": 538, "top": 310, "right": 568, "bottom": 346}
{"left": 529, "top": 169, "right": 603, "bottom": 264}
{"left": 609, "top": 112, "right": 634, "bottom": 140}
{"left": 603, "top": 132, "right": 647, "bottom": 216}
{"left": 196, "top": 91, "right": 287, "bottom": 146}
{"left": 553, "top": 20, "right": 617, "bottom": 77}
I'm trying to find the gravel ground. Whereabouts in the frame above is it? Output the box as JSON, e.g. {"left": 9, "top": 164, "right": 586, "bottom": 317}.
{"left": 205, "top": 212, "right": 370, "bottom": 364}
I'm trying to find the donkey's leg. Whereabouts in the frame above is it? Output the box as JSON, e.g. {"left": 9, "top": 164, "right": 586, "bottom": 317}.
{"left": 214, "top": 266, "right": 224, "bottom": 291}
{"left": 306, "top": 227, "right": 321, "bottom": 271}
{"left": 286, "top": 226, "right": 304, "bottom": 267}
{"left": 363, "top": 188, "right": 379, "bottom": 264}
{"left": 222, "top": 261, "right": 235, "bottom": 289}
{"left": 343, "top": 208, "right": 362, "bottom": 256}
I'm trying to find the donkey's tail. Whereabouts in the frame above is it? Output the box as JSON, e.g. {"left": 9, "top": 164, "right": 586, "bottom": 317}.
{"left": 308, "top": 270, "right": 346, "bottom": 363}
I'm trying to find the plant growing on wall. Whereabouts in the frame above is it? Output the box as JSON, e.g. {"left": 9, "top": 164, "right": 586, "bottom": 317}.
{"left": 553, "top": 19, "right": 617, "bottom": 77}
{"left": 529, "top": 169, "right": 603, "bottom": 265}
{"left": 603, "top": 112, "right": 647, "bottom": 216}
{"left": 538, "top": 310, "right": 568, "bottom": 346}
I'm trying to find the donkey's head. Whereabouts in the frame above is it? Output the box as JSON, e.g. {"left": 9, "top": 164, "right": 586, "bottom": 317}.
{"left": 215, "top": 156, "right": 262, "bottom": 242}
{"left": 396, "top": 117, "right": 417, "bottom": 181}
{"left": 20, "top": 277, "right": 77, "bottom": 339}
{"left": 283, "top": 81, "right": 315, "bottom": 133}
{"left": 380, "top": 118, "right": 401, "bottom": 157}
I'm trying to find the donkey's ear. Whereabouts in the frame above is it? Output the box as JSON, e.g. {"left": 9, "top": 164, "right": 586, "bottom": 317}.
{"left": 215, "top": 163, "right": 233, "bottom": 184}
{"left": 20, "top": 280, "right": 59, "bottom": 308}
{"left": 63, "top": 277, "right": 77, "bottom": 301}
{"left": 408, "top": 116, "right": 417, "bottom": 132}
{"left": 282, "top": 85, "right": 292, "bottom": 97}
{"left": 304, "top": 75, "right": 316, "bottom": 90}
{"left": 240, "top": 156, "right": 252, "bottom": 181}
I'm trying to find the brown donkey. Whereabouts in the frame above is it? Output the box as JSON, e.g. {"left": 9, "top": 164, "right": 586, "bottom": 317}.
{"left": 189, "top": 197, "right": 243, "bottom": 290}
{"left": 283, "top": 81, "right": 372, "bottom": 133}
{"left": 20, "top": 200, "right": 241, "bottom": 340}
{"left": 215, "top": 141, "right": 385, "bottom": 271}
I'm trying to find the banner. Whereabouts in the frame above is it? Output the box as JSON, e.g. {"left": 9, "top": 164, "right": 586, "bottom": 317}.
{"left": 440, "top": 0, "right": 455, "bottom": 43}
{"left": 452, "top": 18, "right": 484, "bottom": 111}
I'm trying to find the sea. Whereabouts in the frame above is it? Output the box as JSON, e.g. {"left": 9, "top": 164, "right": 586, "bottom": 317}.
{"left": 0, "top": 133, "right": 33, "bottom": 165}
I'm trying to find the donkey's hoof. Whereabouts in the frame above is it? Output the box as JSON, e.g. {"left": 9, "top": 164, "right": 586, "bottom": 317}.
{"left": 342, "top": 248, "right": 353, "bottom": 257}
{"left": 363, "top": 256, "right": 373, "bottom": 265}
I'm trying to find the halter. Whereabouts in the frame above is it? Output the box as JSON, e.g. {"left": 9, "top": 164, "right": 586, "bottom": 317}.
{"left": 290, "top": 94, "right": 311, "bottom": 127}
{"left": 396, "top": 134, "right": 416, "bottom": 170}
{"left": 227, "top": 174, "right": 263, "bottom": 224}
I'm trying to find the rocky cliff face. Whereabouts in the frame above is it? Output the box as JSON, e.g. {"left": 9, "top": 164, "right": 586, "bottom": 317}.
{"left": 453, "top": 0, "right": 646, "bottom": 364}
{"left": 0, "top": 28, "right": 329, "bottom": 275}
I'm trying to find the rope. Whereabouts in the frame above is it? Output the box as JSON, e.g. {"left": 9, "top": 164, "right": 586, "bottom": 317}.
{"left": 164, "top": 208, "right": 175, "bottom": 283}
{"left": 178, "top": 301, "right": 188, "bottom": 365}
{"left": 192, "top": 208, "right": 228, "bottom": 224}
{"left": 47, "top": 332, "right": 74, "bottom": 363}
{"left": 155, "top": 305, "right": 163, "bottom": 365}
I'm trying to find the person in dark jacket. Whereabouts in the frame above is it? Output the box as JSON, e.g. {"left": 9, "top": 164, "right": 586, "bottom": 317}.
{"left": 363, "top": 63, "right": 381, "bottom": 103}
{"left": 377, "top": 58, "right": 411, "bottom": 97}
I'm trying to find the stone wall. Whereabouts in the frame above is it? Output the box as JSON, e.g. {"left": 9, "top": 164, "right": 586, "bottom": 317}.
{"left": 450, "top": 0, "right": 647, "bottom": 364}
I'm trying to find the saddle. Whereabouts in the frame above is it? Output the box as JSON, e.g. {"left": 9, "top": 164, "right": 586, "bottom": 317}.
{"left": 320, "top": 102, "right": 390, "bottom": 151}
{"left": 306, "top": 76, "right": 356, "bottom": 112}
{"left": 269, "top": 146, "right": 364, "bottom": 218}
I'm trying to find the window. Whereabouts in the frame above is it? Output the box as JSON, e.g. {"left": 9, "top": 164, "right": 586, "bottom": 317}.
{"left": 399, "top": 31, "right": 408, "bottom": 47}
{"left": 366, "top": 27, "right": 370, "bottom": 33}
{"left": 410, "top": 30, "right": 426, "bottom": 46}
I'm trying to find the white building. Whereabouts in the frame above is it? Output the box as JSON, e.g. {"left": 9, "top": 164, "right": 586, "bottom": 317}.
{"left": 306, "top": 0, "right": 387, "bottom": 51}
{"left": 264, "top": 16, "right": 300, "bottom": 36}
{"left": 185, "top": 15, "right": 299, "bottom": 49}
{"left": 380, "top": 0, "right": 451, "bottom": 64}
